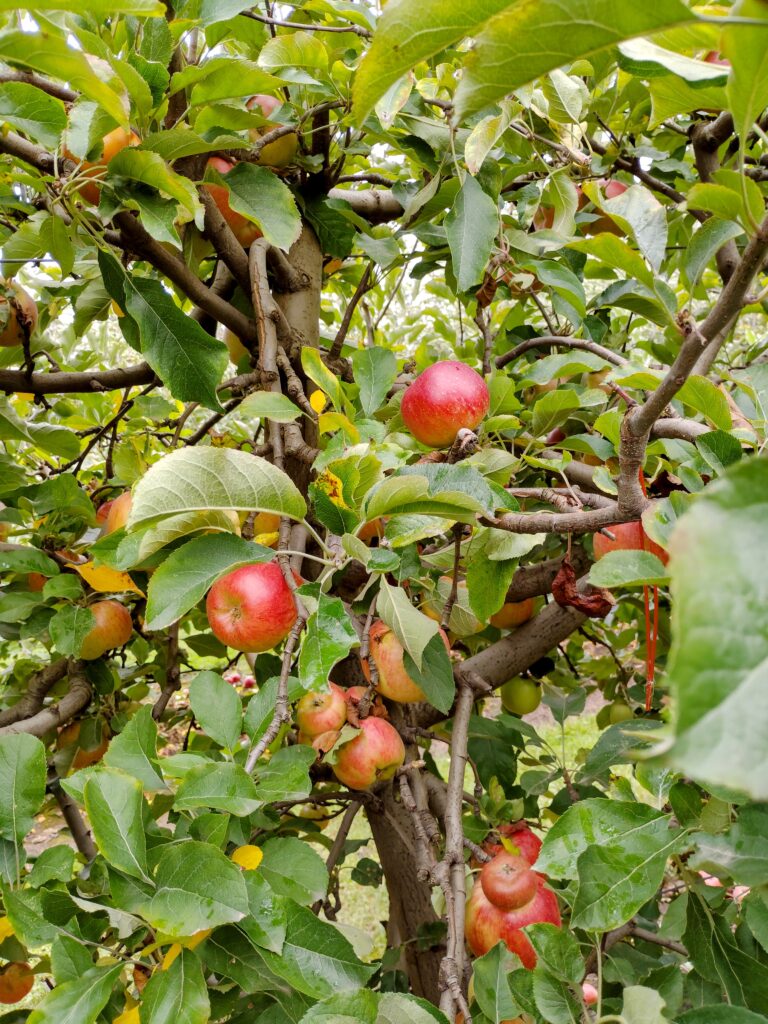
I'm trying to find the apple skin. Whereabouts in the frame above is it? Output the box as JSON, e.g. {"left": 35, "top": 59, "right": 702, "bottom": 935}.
{"left": 296, "top": 682, "right": 347, "bottom": 738}
{"left": 583, "top": 179, "right": 628, "bottom": 237}
{"left": 247, "top": 94, "right": 299, "bottom": 167}
{"left": 27, "top": 572, "right": 47, "bottom": 592}
{"left": 0, "top": 962, "right": 34, "bottom": 1004}
{"left": 331, "top": 716, "right": 405, "bottom": 790}
{"left": 401, "top": 361, "right": 490, "bottom": 448}
{"left": 466, "top": 875, "right": 561, "bottom": 968}
{"left": 0, "top": 279, "right": 38, "bottom": 348}
{"left": 57, "top": 718, "right": 111, "bottom": 769}
{"left": 80, "top": 600, "right": 133, "bottom": 660}
{"left": 66, "top": 126, "right": 140, "bottom": 206}
{"left": 480, "top": 852, "right": 538, "bottom": 911}
{"left": 608, "top": 701, "right": 634, "bottom": 725}
{"left": 593, "top": 519, "right": 668, "bottom": 565}
{"left": 363, "top": 620, "right": 450, "bottom": 703}
{"left": 103, "top": 490, "right": 132, "bottom": 535}
{"left": 464, "top": 878, "right": 508, "bottom": 956}
{"left": 498, "top": 823, "right": 542, "bottom": 866}
{"left": 206, "top": 562, "right": 297, "bottom": 653}
{"left": 582, "top": 982, "right": 598, "bottom": 1006}
{"left": 205, "top": 157, "right": 263, "bottom": 247}
{"left": 491, "top": 598, "right": 534, "bottom": 630}
{"left": 500, "top": 678, "right": 541, "bottom": 716}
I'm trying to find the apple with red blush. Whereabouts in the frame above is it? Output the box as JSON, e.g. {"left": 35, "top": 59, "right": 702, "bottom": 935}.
{"left": 206, "top": 562, "right": 297, "bottom": 653}
{"left": 400, "top": 360, "right": 490, "bottom": 448}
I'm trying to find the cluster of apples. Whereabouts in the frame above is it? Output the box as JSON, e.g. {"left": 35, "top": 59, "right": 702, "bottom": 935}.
{"left": 465, "top": 824, "right": 561, "bottom": 970}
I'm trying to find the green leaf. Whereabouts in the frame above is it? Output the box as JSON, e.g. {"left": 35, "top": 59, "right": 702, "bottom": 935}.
{"left": 258, "top": 30, "right": 329, "bottom": 85}
{"left": 377, "top": 577, "right": 438, "bottom": 671}
{"left": 351, "top": 346, "right": 398, "bottom": 417}
{"left": 696, "top": 430, "right": 743, "bottom": 476}
{"left": 527, "top": 923, "right": 583, "bottom": 984}
{"left": 301, "top": 346, "right": 346, "bottom": 412}
{"left": 298, "top": 593, "right": 360, "bottom": 693}
{"left": 49, "top": 606, "right": 95, "bottom": 658}
{"left": 677, "top": 375, "right": 732, "bottom": 430}
{"left": 253, "top": 744, "right": 316, "bottom": 803}
{"left": 188, "top": 670, "right": 243, "bottom": 749}
{"left": 617, "top": 38, "right": 728, "bottom": 83}
{"left": 366, "top": 463, "right": 497, "bottom": 522}
{"left": 0, "top": 32, "right": 128, "bottom": 126}
{"left": 29, "top": 846, "right": 75, "bottom": 888}
{"left": 453, "top": 0, "right": 693, "bottom": 118}
{"left": 621, "top": 987, "right": 669, "bottom": 1024}
{"left": 239, "top": 391, "right": 303, "bottom": 422}
{"left": 445, "top": 175, "right": 498, "bottom": 293}
{"left": 83, "top": 769, "right": 150, "bottom": 882}
{"left": 128, "top": 446, "right": 306, "bottom": 530}
{"left": 531, "top": 390, "right": 581, "bottom": 436}
{"left": 467, "top": 714, "right": 518, "bottom": 793}
{"left": 0, "top": 0, "right": 163, "bottom": 9}
{"left": 678, "top": 1009, "right": 768, "bottom": 1023}
{"left": 241, "top": 871, "right": 288, "bottom": 954}
{"left": 471, "top": 942, "right": 521, "bottom": 1022}
{"left": 27, "top": 964, "right": 123, "bottom": 1024}
{"left": 588, "top": 550, "right": 669, "bottom": 588}
{"left": 103, "top": 705, "right": 165, "bottom": 791}
{"left": 0, "top": 82, "right": 66, "bottom": 148}
{"left": 259, "top": 902, "right": 375, "bottom": 998}
{"left": 663, "top": 459, "right": 768, "bottom": 798}
{"left": 145, "top": 533, "right": 274, "bottom": 631}
{"left": 180, "top": 59, "right": 282, "bottom": 103}
{"left": 144, "top": 840, "right": 249, "bottom": 938}
{"left": 684, "top": 219, "right": 743, "bottom": 288}
{"left": 0, "top": 734, "right": 46, "bottom": 846}
{"left": 222, "top": 163, "right": 302, "bottom": 252}
{"left": 724, "top": 0, "right": 768, "bottom": 163}
{"left": 0, "top": 548, "right": 59, "bottom": 578}
{"left": 569, "top": 233, "right": 654, "bottom": 288}
{"left": 174, "top": 763, "right": 261, "bottom": 816}
{"left": 649, "top": 75, "right": 727, "bottom": 125}
{"left": 139, "top": 949, "right": 210, "bottom": 1024}
{"left": 244, "top": 675, "right": 303, "bottom": 742}
{"left": 690, "top": 806, "right": 768, "bottom": 887}
{"left": 586, "top": 183, "right": 668, "bottom": 272}
{"left": 109, "top": 149, "right": 202, "bottom": 221}
{"left": 259, "top": 836, "right": 328, "bottom": 906}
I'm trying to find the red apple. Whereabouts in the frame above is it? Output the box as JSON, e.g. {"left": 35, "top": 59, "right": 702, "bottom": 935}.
{"left": 206, "top": 562, "right": 297, "bottom": 653}
{"left": 330, "top": 716, "right": 405, "bottom": 790}
{"left": 584, "top": 179, "right": 628, "bottom": 237}
{"left": 80, "top": 600, "right": 133, "bottom": 659}
{"left": 343, "top": 684, "right": 387, "bottom": 724}
{"left": 466, "top": 875, "right": 561, "bottom": 968}
{"left": 242, "top": 675, "right": 255, "bottom": 690}
{"left": 247, "top": 94, "right": 298, "bottom": 167}
{"left": 400, "top": 361, "right": 490, "bottom": 448}
{"left": 498, "top": 823, "right": 542, "bottom": 866}
{"left": 593, "top": 520, "right": 668, "bottom": 565}
{"left": 102, "top": 490, "right": 132, "bottom": 535}
{"left": 0, "top": 279, "right": 37, "bottom": 348}
{"left": 0, "top": 962, "right": 34, "bottom": 1004}
{"left": 296, "top": 682, "right": 347, "bottom": 738}
{"left": 95, "top": 499, "right": 114, "bottom": 526}
{"left": 480, "top": 852, "right": 538, "bottom": 911}
{"left": 204, "top": 157, "right": 263, "bottom": 247}
{"left": 490, "top": 598, "right": 534, "bottom": 630}
{"left": 465, "top": 879, "right": 508, "bottom": 956}
{"left": 363, "top": 620, "right": 449, "bottom": 703}
{"left": 582, "top": 982, "right": 598, "bottom": 1006}
{"left": 225, "top": 672, "right": 242, "bottom": 684}
{"left": 64, "top": 126, "right": 140, "bottom": 206}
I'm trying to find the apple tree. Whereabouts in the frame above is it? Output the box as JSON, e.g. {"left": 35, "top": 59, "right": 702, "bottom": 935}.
{"left": 1, "top": 1, "right": 768, "bottom": 1022}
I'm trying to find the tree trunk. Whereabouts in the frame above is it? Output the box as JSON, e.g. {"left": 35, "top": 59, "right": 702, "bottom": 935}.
{"left": 366, "top": 782, "right": 444, "bottom": 1003}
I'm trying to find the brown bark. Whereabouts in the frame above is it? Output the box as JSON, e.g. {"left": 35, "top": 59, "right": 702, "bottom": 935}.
{"left": 366, "top": 782, "right": 444, "bottom": 1003}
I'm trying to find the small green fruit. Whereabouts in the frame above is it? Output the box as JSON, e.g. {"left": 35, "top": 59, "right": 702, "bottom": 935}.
{"left": 501, "top": 678, "right": 542, "bottom": 716}
{"left": 608, "top": 701, "right": 634, "bottom": 724}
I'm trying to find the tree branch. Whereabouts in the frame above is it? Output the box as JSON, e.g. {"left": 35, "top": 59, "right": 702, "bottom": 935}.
{"left": 496, "top": 335, "right": 625, "bottom": 369}
{"left": 329, "top": 263, "right": 373, "bottom": 359}
{"left": 0, "top": 362, "right": 155, "bottom": 396}
{"left": 0, "top": 659, "right": 68, "bottom": 726}
{"left": 0, "top": 660, "right": 91, "bottom": 737}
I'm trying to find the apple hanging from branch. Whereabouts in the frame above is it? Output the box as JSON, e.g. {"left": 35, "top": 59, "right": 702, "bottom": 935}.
{"left": 206, "top": 562, "right": 298, "bottom": 653}
{"left": 400, "top": 360, "right": 490, "bottom": 448}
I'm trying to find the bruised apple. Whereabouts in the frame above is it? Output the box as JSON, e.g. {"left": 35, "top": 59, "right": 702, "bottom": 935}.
{"left": 491, "top": 598, "right": 534, "bottom": 630}
{"left": 0, "top": 279, "right": 38, "bottom": 347}
{"left": 363, "top": 620, "right": 449, "bottom": 703}
{"left": 331, "top": 716, "right": 405, "bottom": 790}
{"left": 206, "top": 562, "right": 297, "bottom": 652}
{"left": 296, "top": 683, "right": 347, "bottom": 738}
{"left": 401, "top": 360, "right": 490, "bottom": 448}
{"left": 0, "top": 962, "right": 34, "bottom": 1004}
{"left": 593, "top": 519, "right": 668, "bottom": 565}
{"left": 247, "top": 94, "right": 298, "bottom": 167}
{"left": 205, "top": 157, "right": 263, "bottom": 247}
{"left": 80, "top": 601, "right": 133, "bottom": 659}
{"left": 479, "top": 852, "right": 538, "bottom": 911}
{"left": 65, "top": 126, "right": 140, "bottom": 206}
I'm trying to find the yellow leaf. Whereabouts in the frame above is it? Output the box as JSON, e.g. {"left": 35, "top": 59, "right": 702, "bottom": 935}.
{"left": 230, "top": 844, "right": 263, "bottom": 871}
{"left": 254, "top": 531, "right": 279, "bottom": 548}
{"left": 113, "top": 1008, "right": 140, "bottom": 1024}
{"left": 319, "top": 411, "right": 360, "bottom": 443}
{"left": 314, "top": 469, "right": 349, "bottom": 509}
{"left": 0, "top": 917, "right": 14, "bottom": 942}
{"left": 161, "top": 929, "right": 211, "bottom": 970}
{"left": 70, "top": 560, "right": 143, "bottom": 596}
{"left": 309, "top": 389, "right": 327, "bottom": 414}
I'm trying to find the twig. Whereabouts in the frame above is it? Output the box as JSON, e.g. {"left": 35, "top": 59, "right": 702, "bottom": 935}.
{"left": 329, "top": 264, "right": 374, "bottom": 359}
{"left": 440, "top": 525, "right": 464, "bottom": 631}
{"left": 241, "top": 8, "right": 370, "bottom": 36}
{"left": 48, "top": 774, "right": 97, "bottom": 861}
{"left": 496, "top": 335, "right": 625, "bottom": 369}
{"left": 152, "top": 624, "right": 181, "bottom": 721}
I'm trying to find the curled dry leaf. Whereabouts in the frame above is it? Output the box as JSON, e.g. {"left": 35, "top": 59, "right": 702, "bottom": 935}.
{"left": 552, "top": 555, "right": 615, "bottom": 618}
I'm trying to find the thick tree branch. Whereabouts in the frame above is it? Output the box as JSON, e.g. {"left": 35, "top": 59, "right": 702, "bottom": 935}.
{"left": 0, "top": 659, "right": 68, "bottom": 726}
{"left": 0, "top": 70, "right": 76, "bottom": 102}
{"left": 328, "top": 187, "right": 404, "bottom": 223}
{"left": 0, "top": 362, "right": 155, "bottom": 396}
{"left": 0, "top": 660, "right": 91, "bottom": 737}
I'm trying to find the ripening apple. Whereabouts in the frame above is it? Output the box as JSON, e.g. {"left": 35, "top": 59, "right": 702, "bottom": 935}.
{"left": 206, "top": 562, "right": 297, "bottom": 653}
{"left": 582, "top": 982, "right": 599, "bottom": 1006}
{"left": 480, "top": 852, "right": 538, "bottom": 911}
{"left": 491, "top": 598, "right": 535, "bottom": 630}
{"left": 330, "top": 716, "right": 405, "bottom": 790}
{"left": 496, "top": 822, "right": 542, "bottom": 866}
{"left": 64, "top": 126, "right": 141, "bottom": 206}
{"left": 0, "top": 279, "right": 38, "bottom": 348}
{"left": 222, "top": 327, "right": 251, "bottom": 365}
{"left": 500, "top": 677, "right": 542, "bottom": 716}
{"left": 204, "top": 157, "right": 263, "bottom": 247}
{"left": 0, "top": 962, "right": 34, "bottom": 1004}
{"left": 247, "top": 94, "right": 299, "bottom": 167}
{"left": 102, "top": 490, "right": 132, "bottom": 535}
{"left": 584, "top": 179, "right": 628, "bottom": 236}
{"left": 358, "top": 518, "right": 385, "bottom": 544}
{"left": 296, "top": 682, "right": 347, "bottom": 738}
{"left": 466, "top": 874, "right": 561, "bottom": 968}
{"left": 57, "top": 718, "right": 111, "bottom": 769}
{"left": 593, "top": 519, "right": 668, "bottom": 565}
{"left": 363, "top": 620, "right": 450, "bottom": 703}
{"left": 400, "top": 361, "right": 490, "bottom": 448}
{"left": 80, "top": 600, "right": 133, "bottom": 659}
{"left": 704, "top": 51, "right": 730, "bottom": 66}
{"left": 608, "top": 701, "right": 634, "bottom": 724}
{"left": 464, "top": 880, "right": 509, "bottom": 957}
{"left": 27, "top": 572, "right": 47, "bottom": 592}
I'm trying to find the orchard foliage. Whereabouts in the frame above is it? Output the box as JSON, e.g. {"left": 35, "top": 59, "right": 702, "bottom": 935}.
{"left": 2, "top": 1, "right": 768, "bottom": 1022}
